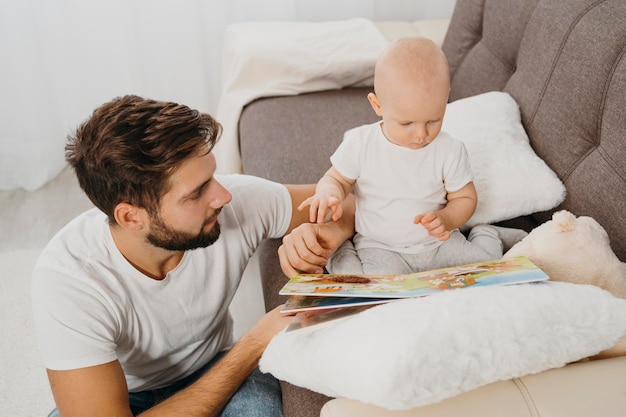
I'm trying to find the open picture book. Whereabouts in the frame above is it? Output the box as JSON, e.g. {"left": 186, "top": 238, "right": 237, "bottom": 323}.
{"left": 280, "top": 256, "right": 549, "bottom": 314}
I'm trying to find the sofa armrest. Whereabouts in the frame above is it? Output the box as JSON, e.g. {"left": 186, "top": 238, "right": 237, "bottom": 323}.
{"left": 321, "top": 356, "right": 626, "bottom": 417}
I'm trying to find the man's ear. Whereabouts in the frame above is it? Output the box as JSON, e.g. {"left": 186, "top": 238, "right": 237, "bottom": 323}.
{"left": 113, "top": 202, "right": 147, "bottom": 231}
{"left": 367, "top": 92, "right": 382, "bottom": 116}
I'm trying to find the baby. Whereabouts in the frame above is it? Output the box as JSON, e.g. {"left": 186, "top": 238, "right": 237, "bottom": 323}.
{"left": 299, "top": 37, "right": 521, "bottom": 274}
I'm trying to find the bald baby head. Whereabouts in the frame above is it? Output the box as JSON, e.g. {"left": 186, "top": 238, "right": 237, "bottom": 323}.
{"left": 374, "top": 37, "right": 450, "bottom": 102}
{"left": 367, "top": 38, "right": 451, "bottom": 150}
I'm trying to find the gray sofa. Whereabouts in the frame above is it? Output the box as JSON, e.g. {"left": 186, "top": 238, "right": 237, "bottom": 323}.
{"left": 239, "top": 0, "right": 626, "bottom": 416}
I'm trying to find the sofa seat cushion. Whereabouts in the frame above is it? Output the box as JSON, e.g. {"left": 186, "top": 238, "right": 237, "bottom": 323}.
{"left": 320, "top": 355, "right": 626, "bottom": 417}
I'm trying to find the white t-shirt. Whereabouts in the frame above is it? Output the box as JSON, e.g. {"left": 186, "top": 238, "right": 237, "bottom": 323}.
{"left": 31, "top": 174, "right": 291, "bottom": 391}
{"left": 331, "top": 121, "right": 473, "bottom": 253}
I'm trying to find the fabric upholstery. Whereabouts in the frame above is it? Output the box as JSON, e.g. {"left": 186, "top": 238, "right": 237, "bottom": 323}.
{"left": 239, "top": 87, "right": 378, "bottom": 185}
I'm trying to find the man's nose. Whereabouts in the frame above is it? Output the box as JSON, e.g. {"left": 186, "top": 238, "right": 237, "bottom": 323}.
{"left": 208, "top": 179, "right": 232, "bottom": 208}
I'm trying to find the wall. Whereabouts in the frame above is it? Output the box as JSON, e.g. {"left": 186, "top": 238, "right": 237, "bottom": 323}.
{"left": 0, "top": 0, "right": 456, "bottom": 190}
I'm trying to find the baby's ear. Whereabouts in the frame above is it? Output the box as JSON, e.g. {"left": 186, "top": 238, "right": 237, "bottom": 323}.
{"left": 367, "top": 92, "right": 382, "bottom": 116}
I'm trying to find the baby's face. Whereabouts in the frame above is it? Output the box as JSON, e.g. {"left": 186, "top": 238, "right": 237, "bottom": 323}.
{"left": 371, "top": 79, "right": 449, "bottom": 150}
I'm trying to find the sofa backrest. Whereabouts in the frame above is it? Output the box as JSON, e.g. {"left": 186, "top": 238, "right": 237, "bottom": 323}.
{"left": 239, "top": 87, "right": 377, "bottom": 185}
{"left": 442, "top": 0, "right": 626, "bottom": 261}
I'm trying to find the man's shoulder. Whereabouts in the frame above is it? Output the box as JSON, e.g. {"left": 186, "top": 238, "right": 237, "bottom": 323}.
{"left": 215, "top": 174, "right": 291, "bottom": 238}
{"left": 51, "top": 207, "right": 106, "bottom": 244}
{"left": 215, "top": 173, "right": 275, "bottom": 188}
{"left": 34, "top": 208, "right": 108, "bottom": 274}
{"left": 215, "top": 174, "right": 285, "bottom": 200}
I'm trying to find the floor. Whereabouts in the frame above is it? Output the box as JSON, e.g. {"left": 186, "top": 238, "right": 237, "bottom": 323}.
{"left": 0, "top": 166, "right": 266, "bottom": 416}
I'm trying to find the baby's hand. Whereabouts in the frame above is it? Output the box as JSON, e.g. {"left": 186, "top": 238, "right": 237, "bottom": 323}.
{"left": 414, "top": 212, "right": 450, "bottom": 241}
{"left": 298, "top": 194, "right": 343, "bottom": 224}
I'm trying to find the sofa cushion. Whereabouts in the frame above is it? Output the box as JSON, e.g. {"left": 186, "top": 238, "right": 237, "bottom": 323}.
{"left": 443, "top": 92, "right": 565, "bottom": 227}
{"left": 260, "top": 282, "right": 626, "bottom": 410}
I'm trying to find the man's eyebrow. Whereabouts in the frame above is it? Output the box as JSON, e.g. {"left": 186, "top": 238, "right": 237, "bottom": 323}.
{"left": 182, "top": 178, "right": 211, "bottom": 200}
{"left": 180, "top": 153, "right": 217, "bottom": 200}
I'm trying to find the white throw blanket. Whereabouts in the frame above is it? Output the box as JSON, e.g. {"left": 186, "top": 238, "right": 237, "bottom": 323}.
{"left": 213, "top": 18, "right": 389, "bottom": 174}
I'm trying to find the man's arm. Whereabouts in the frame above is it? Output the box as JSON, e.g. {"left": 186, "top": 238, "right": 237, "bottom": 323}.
{"left": 281, "top": 184, "right": 356, "bottom": 277}
{"left": 140, "top": 305, "right": 291, "bottom": 416}
{"left": 47, "top": 361, "right": 133, "bottom": 417}
{"left": 47, "top": 306, "right": 292, "bottom": 417}
{"left": 284, "top": 184, "right": 318, "bottom": 234}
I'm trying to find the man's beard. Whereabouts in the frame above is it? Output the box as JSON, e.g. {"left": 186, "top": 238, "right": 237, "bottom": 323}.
{"left": 146, "top": 211, "right": 221, "bottom": 251}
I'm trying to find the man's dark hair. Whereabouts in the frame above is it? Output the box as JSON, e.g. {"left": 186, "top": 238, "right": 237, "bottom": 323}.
{"left": 66, "top": 95, "right": 222, "bottom": 223}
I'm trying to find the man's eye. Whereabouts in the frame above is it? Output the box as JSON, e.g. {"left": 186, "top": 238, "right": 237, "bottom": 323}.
{"left": 190, "top": 186, "right": 206, "bottom": 200}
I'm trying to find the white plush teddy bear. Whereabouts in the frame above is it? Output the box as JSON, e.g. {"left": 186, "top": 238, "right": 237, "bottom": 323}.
{"left": 504, "top": 210, "right": 626, "bottom": 358}
{"left": 504, "top": 210, "right": 626, "bottom": 298}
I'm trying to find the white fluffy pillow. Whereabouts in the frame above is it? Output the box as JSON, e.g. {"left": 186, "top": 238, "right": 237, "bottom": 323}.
{"left": 442, "top": 92, "right": 566, "bottom": 228}
{"left": 260, "top": 282, "right": 626, "bottom": 410}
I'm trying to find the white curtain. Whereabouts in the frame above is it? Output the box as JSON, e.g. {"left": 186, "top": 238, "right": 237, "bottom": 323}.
{"left": 0, "top": 0, "right": 455, "bottom": 191}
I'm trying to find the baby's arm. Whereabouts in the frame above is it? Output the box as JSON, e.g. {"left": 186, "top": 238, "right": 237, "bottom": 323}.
{"left": 413, "top": 182, "right": 478, "bottom": 241}
{"left": 298, "top": 166, "right": 354, "bottom": 224}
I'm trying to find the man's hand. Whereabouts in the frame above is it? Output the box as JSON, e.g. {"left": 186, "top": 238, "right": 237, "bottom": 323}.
{"left": 283, "top": 186, "right": 355, "bottom": 278}
{"left": 245, "top": 305, "right": 294, "bottom": 347}
{"left": 278, "top": 222, "right": 345, "bottom": 277}
{"left": 414, "top": 211, "right": 451, "bottom": 241}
